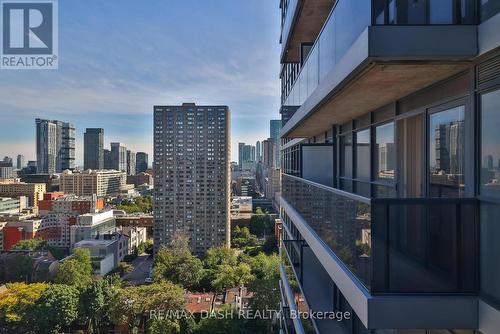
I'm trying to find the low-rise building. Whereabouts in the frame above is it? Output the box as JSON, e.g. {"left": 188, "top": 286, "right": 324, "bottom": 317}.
{"left": 1, "top": 217, "right": 41, "bottom": 250}
{"left": 0, "top": 197, "right": 26, "bottom": 214}
{"left": 38, "top": 192, "right": 105, "bottom": 248}
{"left": 60, "top": 169, "right": 126, "bottom": 197}
{"left": 126, "top": 172, "right": 153, "bottom": 187}
{"left": 70, "top": 210, "right": 116, "bottom": 249}
{"left": 236, "top": 177, "right": 256, "bottom": 197}
{"left": 115, "top": 213, "right": 153, "bottom": 237}
{"left": 74, "top": 232, "right": 128, "bottom": 275}
{"left": 230, "top": 196, "right": 253, "bottom": 222}
{"left": 19, "top": 174, "right": 60, "bottom": 192}
{"left": 119, "top": 226, "right": 147, "bottom": 254}
{"left": 0, "top": 180, "right": 46, "bottom": 207}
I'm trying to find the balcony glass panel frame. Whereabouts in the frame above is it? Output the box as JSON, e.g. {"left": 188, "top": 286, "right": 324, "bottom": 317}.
{"left": 281, "top": 174, "right": 478, "bottom": 295}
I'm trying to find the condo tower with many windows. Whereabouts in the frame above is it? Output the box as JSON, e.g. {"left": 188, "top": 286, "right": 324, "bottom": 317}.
{"left": 153, "top": 103, "right": 230, "bottom": 255}
{"left": 277, "top": 1, "right": 500, "bottom": 333}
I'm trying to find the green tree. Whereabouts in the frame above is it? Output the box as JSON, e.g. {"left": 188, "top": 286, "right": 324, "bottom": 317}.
{"left": 249, "top": 214, "right": 273, "bottom": 237}
{"left": 12, "top": 238, "right": 47, "bottom": 250}
{"left": 247, "top": 253, "right": 280, "bottom": 280}
{"left": 0, "top": 253, "right": 33, "bottom": 283}
{"left": 55, "top": 248, "right": 93, "bottom": 288}
{"left": 12, "top": 238, "right": 67, "bottom": 260}
{"left": 246, "top": 253, "right": 281, "bottom": 334}
{"left": 138, "top": 240, "right": 154, "bottom": 255}
{"left": 79, "top": 277, "right": 118, "bottom": 333}
{"left": 115, "top": 262, "right": 133, "bottom": 277}
{"left": 153, "top": 234, "right": 204, "bottom": 289}
{"left": 211, "top": 263, "right": 254, "bottom": 293}
{"left": 262, "top": 235, "right": 278, "bottom": 254}
{"left": 111, "top": 281, "right": 185, "bottom": 332}
{"left": 30, "top": 284, "right": 80, "bottom": 333}
{"left": 231, "top": 226, "right": 259, "bottom": 249}
{"left": 0, "top": 282, "right": 49, "bottom": 333}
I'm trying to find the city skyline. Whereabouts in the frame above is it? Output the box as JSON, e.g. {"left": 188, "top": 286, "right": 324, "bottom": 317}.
{"left": 0, "top": 1, "right": 281, "bottom": 164}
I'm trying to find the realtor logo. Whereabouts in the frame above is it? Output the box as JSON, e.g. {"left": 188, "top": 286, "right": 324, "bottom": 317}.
{"left": 1, "top": 0, "right": 58, "bottom": 69}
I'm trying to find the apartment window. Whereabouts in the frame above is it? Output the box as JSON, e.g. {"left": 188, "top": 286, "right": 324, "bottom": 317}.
{"left": 355, "top": 129, "right": 371, "bottom": 196}
{"left": 374, "top": 122, "right": 395, "bottom": 181}
{"left": 339, "top": 133, "right": 353, "bottom": 192}
{"left": 480, "top": 89, "right": 500, "bottom": 198}
{"left": 428, "top": 105, "right": 465, "bottom": 198}
{"left": 373, "top": 122, "right": 396, "bottom": 197}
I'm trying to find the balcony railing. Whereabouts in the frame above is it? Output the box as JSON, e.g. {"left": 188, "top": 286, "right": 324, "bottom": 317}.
{"left": 282, "top": 174, "right": 373, "bottom": 288}
{"left": 281, "top": 174, "right": 478, "bottom": 294}
{"left": 282, "top": 0, "right": 372, "bottom": 106}
{"left": 280, "top": 246, "right": 317, "bottom": 334}
{"left": 281, "top": 0, "right": 477, "bottom": 106}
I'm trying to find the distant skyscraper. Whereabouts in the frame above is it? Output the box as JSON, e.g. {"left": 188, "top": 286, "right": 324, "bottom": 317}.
{"left": 238, "top": 142, "right": 245, "bottom": 169}
{"left": 136, "top": 152, "right": 149, "bottom": 173}
{"left": 84, "top": 128, "right": 104, "bottom": 170}
{"left": 0, "top": 161, "right": 14, "bottom": 178}
{"left": 103, "top": 149, "right": 112, "bottom": 169}
{"left": 435, "top": 120, "right": 464, "bottom": 174}
{"left": 262, "top": 138, "right": 275, "bottom": 168}
{"left": 3, "top": 156, "right": 12, "bottom": 164}
{"left": 154, "top": 103, "right": 230, "bottom": 255}
{"left": 110, "top": 143, "right": 127, "bottom": 172}
{"left": 127, "top": 150, "right": 136, "bottom": 176}
{"left": 256, "top": 141, "right": 261, "bottom": 162}
{"left": 16, "top": 155, "right": 25, "bottom": 169}
{"left": 270, "top": 120, "right": 282, "bottom": 168}
{"left": 36, "top": 118, "right": 75, "bottom": 174}
{"left": 251, "top": 145, "right": 256, "bottom": 162}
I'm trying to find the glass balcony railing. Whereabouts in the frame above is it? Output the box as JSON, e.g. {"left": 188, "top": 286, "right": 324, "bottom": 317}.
{"left": 280, "top": 247, "right": 317, "bottom": 334}
{"left": 282, "top": 0, "right": 477, "bottom": 107}
{"left": 281, "top": 174, "right": 478, "bottom": 294}
{"left": 280, "top": 0, "right": 299, "bottom": 48}
{"left": 282, "top": 174, "right": 373, "bottom": 288}
{"left": 283, "top": 0, "right": 372, "bottom": 107}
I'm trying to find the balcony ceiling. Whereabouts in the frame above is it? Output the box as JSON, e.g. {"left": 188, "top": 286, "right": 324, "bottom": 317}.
{"left": 283, "top": 0, "right": 333, "bottom": 63}
{"left": 285, "top": 61, "right": 470, "bottom": 138}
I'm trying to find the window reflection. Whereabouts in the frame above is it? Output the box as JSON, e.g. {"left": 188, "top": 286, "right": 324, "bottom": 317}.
{"left": 340, "top": 134, "right": 352, "bottom": 178}
{"left": 374, "top": 122, "right": 395, "bottom": 181}
{"left": 481, "top": 90, "right": 500, "bottom": 197}
{"left": 429, "top": 0, "right": 454, "bottom": 24}
{"left": 356, "top": 129, "right": 371, "bottom": 181}
{"left": 481, "top": 0, "right": 500, "bottom": 22}
{"left": 429, "top": 106, "right": 465, "bottom": 198}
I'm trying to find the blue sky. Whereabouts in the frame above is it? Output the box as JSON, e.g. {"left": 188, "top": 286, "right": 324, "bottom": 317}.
{"left": 0, "top": 0, "right": 281, "bottom": 164}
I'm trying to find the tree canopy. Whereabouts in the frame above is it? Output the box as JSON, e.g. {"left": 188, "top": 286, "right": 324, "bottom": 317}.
{"left": 54, "top": 248, "right": 93, "bottom": 288}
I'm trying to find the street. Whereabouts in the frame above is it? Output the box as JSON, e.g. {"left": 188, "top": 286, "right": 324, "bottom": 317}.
{"left": 122, "top": 255, "right": 153, "bottom": 285}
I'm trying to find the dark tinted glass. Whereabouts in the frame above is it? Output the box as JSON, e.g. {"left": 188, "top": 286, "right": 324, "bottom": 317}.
{"left": 340, "top": 134, "right": 352, "bottom": 178}
{"left": 356, "top": 129, "right": 370, "bottom": 181}
{"left": 481, "top": 90, "right": 500, "bottom": 197}
{"left": 481, "top": 0, "right": 500, "bottom": 22}
{"left": 374, "top": 122, "right": 395, "bottom": 181}
{"left": 428, "top": 106, "right": 465, "bottom": 198}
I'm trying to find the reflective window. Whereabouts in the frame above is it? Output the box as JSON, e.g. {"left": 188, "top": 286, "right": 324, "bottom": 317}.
{"left": 481, "top": 0, "right": 500, "bottom": 22}
{"left": 481, "top": 203, "right": 500, "bottom": 307}
{"left": 428, "top": 106, "right": 465, "bottom": 198}
{"left": 429, "top": 0, "right": 454, "bottom": 24}
{"left": 374, "top": 122, "right": 395, "bottom": 181}
{"left": 356, "top": 129, "right": 371, "bottom": 181}
{"left": 340, "top": 134, "right": 352, "bottom": 178}
{"left": 481, "top": 89, "right": 500, "bottom": 197}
